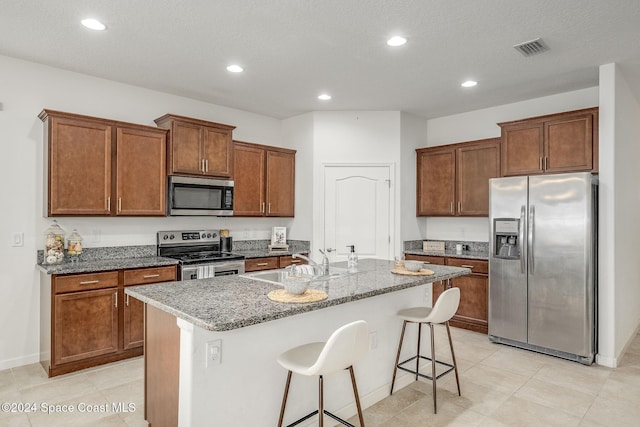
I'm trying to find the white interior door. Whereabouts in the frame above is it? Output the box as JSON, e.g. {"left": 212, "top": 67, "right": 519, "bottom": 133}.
{"left": 324, "top": 165, "right": 391, "bottom": 262}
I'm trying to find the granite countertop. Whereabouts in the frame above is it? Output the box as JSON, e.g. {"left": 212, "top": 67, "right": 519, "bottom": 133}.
{"left": 125, "top": 258, "right": 470, "bottom": 332}
{"left": 37, "top": 256, "right": 179, "bottom": 275}
{"left": 404, "top": 249, "right": 489, "bottom": 261}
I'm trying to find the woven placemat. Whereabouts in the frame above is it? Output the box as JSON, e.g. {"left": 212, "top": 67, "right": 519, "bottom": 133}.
{"left": 267, "top": 289, "right": 328, "bottom": 303}
{"left": 390, "top": 268, "right": 435, "bottom": 276}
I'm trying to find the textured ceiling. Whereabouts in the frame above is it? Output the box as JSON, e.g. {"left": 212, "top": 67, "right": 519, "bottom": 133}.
{"left": 1, "top": 0, "right": 640, "bottom": 119}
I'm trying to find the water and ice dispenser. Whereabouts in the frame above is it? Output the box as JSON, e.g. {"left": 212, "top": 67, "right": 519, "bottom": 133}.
{"left": 493, "top": 218, "right": 520, "bottom": 259}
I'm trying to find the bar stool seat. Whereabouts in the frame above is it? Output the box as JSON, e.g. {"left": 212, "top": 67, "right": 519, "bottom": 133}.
{"left": 390, "top": 287, "right": 461, "bottom": 414}
{"left": 277, "top": 320, "right": 369, "bottom": 427}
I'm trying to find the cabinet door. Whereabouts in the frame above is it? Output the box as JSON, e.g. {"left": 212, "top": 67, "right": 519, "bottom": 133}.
{"left": 416, "top": 148, "right": 455, "bottom": 216}
{"left": 279, "top": 254, "right": 308, "bottom": 268}
{"left": 266, "top": 150, "right": 295, "bottom": 217}
{"left": 456, "top": 139, "right": 501, "bottom": 216}
{"left": 48, "top": 116, "right": 112, "bottom": 215}
{"left": 233, "top": 144, "right": 266, "bottom": 216}
{"left": 245, "top": 257, "right": 279, "bottom": 272}
{"left": 54, "top": 288, "right": 118, "bottom": 365}
{"left": 544, "top": 113, "right": 593, "bottom": 173}
{"left": 123, "top": 266, "right": 176, "bottom": 350}
{"left": 170, "top": 121, "right": 203, "bottom": 175}
{"left": 501, "top": 123, "right": 544, "bottom": 176}
{"left": 116, "top": 128, "right": 167, "bottom": 216}
{"left": 203, "top": 127, "right": 233, "bottom": 177}
{"left": 448, "top": 274, "right": 488, "bottom": 333}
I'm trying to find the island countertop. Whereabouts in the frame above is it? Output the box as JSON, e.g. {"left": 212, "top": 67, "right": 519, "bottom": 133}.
{"left": 125, "top": 258, "right": 470, "bottom": 332}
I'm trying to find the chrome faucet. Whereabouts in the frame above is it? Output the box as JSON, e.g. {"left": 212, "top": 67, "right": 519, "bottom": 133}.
{"left": 292, "top": 253, "right": 323, "bottom": 276}
{"left": 292, "top": 249, "right": 332, "bottom": 276}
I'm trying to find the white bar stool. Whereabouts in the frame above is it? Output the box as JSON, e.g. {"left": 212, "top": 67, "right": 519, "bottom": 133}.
{"left": 390, "top": 287, "right": 461, "bottom": 413}
{"left": 277, "top": 320, "right": 369, "bottom": 427}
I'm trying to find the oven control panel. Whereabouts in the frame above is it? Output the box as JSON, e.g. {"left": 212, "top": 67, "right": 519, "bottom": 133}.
{"left": 158, "top": 230, "right": 220, "bottom": 245}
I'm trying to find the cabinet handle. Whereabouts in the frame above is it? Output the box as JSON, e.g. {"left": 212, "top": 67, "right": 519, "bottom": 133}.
{"left": 107, "top": 197, "right": 111, "bottom": 211}
{"left": 450, "top": 202, "right": 454, "bottom": 215}
{"left": 268, "top": 203, "right": 271, "bottom": 214}
{"left": 118, "top": 197, "right": 122, "bottom": 212}
{"left": 461, "top": 264, "right": 474, "bottom": 269}
{"left": 80, "top": 280, "right": 99, "bottom": 285}
{"left": 205, "top": 159, "right": 209, "bottom": 172}
{"left": 201, "top": 159, "right": 205, "bottom": 172}
{"left": 126, "top": 294, "right": 129, "bottom": 307}
{"left": 458, "top": 201, "right": 461, "bottom": 213}
{"left": 143, "top": 274, "right": 160, "bottom": 279}
{"left": 289, "top": 260, "right": 301, "bottom": 264}
{"left": 539, "top": 157, "right": 543, "bottom": 170}
{"left": 256, "top": 262, "right": 269, "bottom": 266}
{"left": 423, "top": 261, "right": 431, "bottom": 264}
{"left": 544, "top": 156, "right": 548, "bottom": 170}
{"left": 261, "top": 202, "right": 265, "bottom": 213}
{"left": 114, "top": 292, "right": 118, "bottom": 308}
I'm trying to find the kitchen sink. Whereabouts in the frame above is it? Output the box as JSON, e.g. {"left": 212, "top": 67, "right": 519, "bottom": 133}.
{"left": 240, "top": 267, "right": 350, "bottom": 285}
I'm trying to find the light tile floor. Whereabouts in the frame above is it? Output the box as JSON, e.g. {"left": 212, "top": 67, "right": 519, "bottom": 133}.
{"left": 1, "top": 328, "right": 639, "bottom": 426}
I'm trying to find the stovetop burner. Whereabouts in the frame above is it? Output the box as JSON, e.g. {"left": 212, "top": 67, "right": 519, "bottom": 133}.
{"left": 157, "top": 229, "right": 245, "bottom": 265}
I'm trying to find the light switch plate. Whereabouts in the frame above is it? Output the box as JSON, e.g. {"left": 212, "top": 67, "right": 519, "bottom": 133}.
{"left": 423, "top": 241, "right": 444, "bottom": 252}
{"left": 12, "top": 232, "right": 24, "bottom": 247}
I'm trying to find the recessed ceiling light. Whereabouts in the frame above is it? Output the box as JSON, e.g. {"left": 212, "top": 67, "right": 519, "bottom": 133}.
{"left": 387, "top": 36, "right": 407, "bottom": 47}
{"left": 226, "top": 65, "right": 244, "bottom": 73}
{"left": 81, "top": 18, "right": 106, "bottom": 31}
{"left": 318, "top": 94, "right": 331, "bottom": 101}
{"left": 461, "top": 80, "right": 478, "bottom": 88}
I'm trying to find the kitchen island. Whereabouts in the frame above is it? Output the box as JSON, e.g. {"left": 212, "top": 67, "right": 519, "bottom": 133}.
{"left": 126, "top": 259, "right": 470, "bottom": 427}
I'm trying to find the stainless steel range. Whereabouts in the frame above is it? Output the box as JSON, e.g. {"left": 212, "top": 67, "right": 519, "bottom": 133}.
{"left": 157, "top": 230, "right": 245, "bottom": 280}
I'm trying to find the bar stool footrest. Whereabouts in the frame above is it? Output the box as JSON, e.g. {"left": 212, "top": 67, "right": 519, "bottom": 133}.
{"left": 285, "top": 410, "right": 357, "bottom": 427}
{"left": 397, "top": 355, "right": 455, "bottom": 381}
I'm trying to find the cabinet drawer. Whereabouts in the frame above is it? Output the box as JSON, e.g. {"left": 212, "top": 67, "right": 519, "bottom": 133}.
{"left": 245, "top": 257, "right": 279, "bottom": 272}
{"left": 404, "top": 254, "right": 445, "bottom": 265}
{"left": 124, "top": 266, "right": 177, "bottom": 286}
{"left": 446, "top": 257, "right": 488, "bottom": 274}
{"left": 279, "top": 254, "right": 308, "bottom": 268}
{"left": 54, "top": 271, "right": 119, "bottom": 294}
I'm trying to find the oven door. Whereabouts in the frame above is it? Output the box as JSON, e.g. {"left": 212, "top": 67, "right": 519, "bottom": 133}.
{"left": 168, "top": 176, "right": 234, "bottom": 216}
{"left": 181, "top": 260, "right": 245, "bottom": 281}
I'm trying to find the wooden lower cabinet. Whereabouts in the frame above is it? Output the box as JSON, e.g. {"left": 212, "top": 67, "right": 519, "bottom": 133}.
{"left": 245, "top": 254, "right": 309, "bottom": 272}
{"left": 54, "top": 288, "right": 119, "bottom": 365}
{"left": 43, "top": 265, "right": 176, "bottom": 377}
{"left": 404, "top": 254, "right": 488, "bottom": 334}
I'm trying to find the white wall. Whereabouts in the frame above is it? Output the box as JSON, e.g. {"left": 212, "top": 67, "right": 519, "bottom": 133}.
{"left": 399, "top": 112, "right": 427, "bottom": 243}
{"left": 0, "top": 55, "right": 295, "bottom": 369}
{"left": 421, "top": 87, "right": 600, "bottom": 242}
{"left": 597, "top": 63, "right": 640, "bottom": 367}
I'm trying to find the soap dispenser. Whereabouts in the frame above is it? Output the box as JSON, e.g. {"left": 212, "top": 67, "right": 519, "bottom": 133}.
{"left": 346, "top": 245, "right": 358, "bottom": 272}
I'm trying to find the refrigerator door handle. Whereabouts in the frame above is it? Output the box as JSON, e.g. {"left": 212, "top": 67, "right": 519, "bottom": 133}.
{"left": 520, "top": 205, "right": 526, "bottom": 273}
{"left": 529, "top": 205, "right": 535, "bottom": 274}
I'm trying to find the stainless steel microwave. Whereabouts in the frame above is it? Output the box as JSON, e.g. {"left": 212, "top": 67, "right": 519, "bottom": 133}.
{"left": 167, "top": 176, "right": 234, "bottom": 216}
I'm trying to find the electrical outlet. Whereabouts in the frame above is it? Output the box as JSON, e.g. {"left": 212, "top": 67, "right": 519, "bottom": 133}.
{"left": 205, "top": 339, "right": 222, "bottom": 367}
{"left": 12, "top": 232, "right": 24, "bottom": 247}
{"left": 369, "top": 332, "right": 378, "bottom": 350}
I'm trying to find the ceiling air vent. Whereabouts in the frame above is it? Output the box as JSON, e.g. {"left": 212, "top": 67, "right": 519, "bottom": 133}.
{"left": 513, "top": 38, "right": 549, "bottom": 57}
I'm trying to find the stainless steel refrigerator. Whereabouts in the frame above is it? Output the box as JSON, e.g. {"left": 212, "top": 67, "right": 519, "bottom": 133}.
{"left": 488, "top": 172, "right": 597, "bottom": 364}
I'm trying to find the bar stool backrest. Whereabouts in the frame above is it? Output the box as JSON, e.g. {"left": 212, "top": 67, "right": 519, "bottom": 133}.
{"left": 426, "top": 287, "right": 461, "bottom": 324}
{"left": 307, "top": 320, "right": 369, "bottom": 376}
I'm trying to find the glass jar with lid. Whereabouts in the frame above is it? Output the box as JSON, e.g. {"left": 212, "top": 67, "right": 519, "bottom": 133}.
{"left": 67, "top": 229, "right": 83, "bottom": 262}
{"left": 43, "top": 221, "right": 65, "bottom": 264}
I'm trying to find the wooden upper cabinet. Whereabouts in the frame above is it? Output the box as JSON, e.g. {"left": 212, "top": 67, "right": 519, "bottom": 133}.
{"left": 43, "top": 114, "right": 112, "bottom": 216}
{"left": 417, "top": 138, "right": 500, "bottom": 217}
{"left": 116, "top": 127, "right": 167, "bottom": 216}
{"left": 154, "top": 114, "right": 235, "bottom": 178}
{"left": 416, "top": 147, "right": 455, "bottom": 216}
{"left": 40, "top": 110, "right": 168, "bottom": 217}
{"left": 499, "top": 107, "right": 598, "bottom": 176}
{"left": 233, "top": 141, "right": 296, "bottom": 217}
{"left": 457, "top": 139, "right": 501, "bottom": 216}
{"left": 233, "top": 143, "right": 266, "bottom": 216}
{"left": 266, "top": 150, "right": 295, "bottom": 217}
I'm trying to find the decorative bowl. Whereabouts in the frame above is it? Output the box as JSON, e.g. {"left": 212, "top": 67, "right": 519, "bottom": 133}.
{"left": 283, "top": 275, "right": 311, "bottom": 295}
{"left": 403, "top": 260, "right": 424, "bottom": 272}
